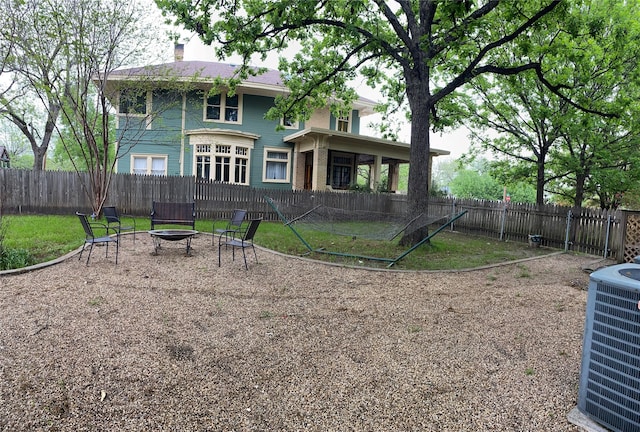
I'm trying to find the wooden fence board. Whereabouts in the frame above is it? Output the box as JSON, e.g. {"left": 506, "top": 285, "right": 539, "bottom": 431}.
{"left": 0, "top": 168, "right": 625, "bottom": 260}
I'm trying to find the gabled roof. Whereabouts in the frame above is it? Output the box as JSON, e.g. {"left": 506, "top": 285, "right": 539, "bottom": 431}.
{"left": 106, "top": 60, "right": 376, "bottom": 115}
{"left": 0, "top": 146, "right": 9, "bottom": 161}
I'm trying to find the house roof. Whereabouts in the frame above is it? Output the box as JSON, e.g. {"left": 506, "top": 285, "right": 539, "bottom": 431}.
{"left": 111, "top": 61, "right": 285, "bottom": 87}
{"left": 107, "top": 60, "right": 377, "bottom": 116}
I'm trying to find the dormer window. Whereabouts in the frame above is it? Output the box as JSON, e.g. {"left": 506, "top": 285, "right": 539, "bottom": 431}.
{"left": 204, "top": 92, "right": 242, "bottom": 123}
{"left": 337, "top": 115, "right": 350, "bottom": 132}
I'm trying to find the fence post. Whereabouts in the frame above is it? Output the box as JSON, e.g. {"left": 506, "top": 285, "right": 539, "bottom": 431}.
{"left": 604, "top": 214, "right": 612, "bottom": 258}
{"left": 450, "top": 200, "right": 456, "bottom": 231}
{"left": 565, "top": 210, "right": 572, "bottom": 251}
{"left": 499, "top": 204, "right": 507, "bottom": 241}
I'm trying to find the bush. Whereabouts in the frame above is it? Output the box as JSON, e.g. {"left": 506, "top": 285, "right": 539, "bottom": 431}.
{"left": 0, "top": 214, "right": 35, "bottom": 270}
{"left": 0, "top": 246, "right": 35, "bottom": 270}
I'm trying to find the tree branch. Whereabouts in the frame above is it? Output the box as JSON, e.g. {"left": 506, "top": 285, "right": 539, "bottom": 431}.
{"left": 433, "top": 1, "right": 561, "bottom": 103}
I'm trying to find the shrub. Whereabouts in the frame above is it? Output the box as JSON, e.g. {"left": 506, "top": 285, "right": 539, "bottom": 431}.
{"left": 0, "top": 246, "right": 35, "bottom": 270}
{"left": 0, "top": 214, "right": 35, "bottom": 270}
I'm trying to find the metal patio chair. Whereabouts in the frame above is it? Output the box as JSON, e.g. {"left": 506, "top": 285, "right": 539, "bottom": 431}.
{"left": 103, "top": 206, "right": 136, "bottom": 242}
{"left": 77, "top": 212, "right": 119, "bottom": 265}
{"left": 218, "top": 218, "right": 262, "bottom": 270}
{"left": 213, "top": 209, "right": 247, "bottom": 246}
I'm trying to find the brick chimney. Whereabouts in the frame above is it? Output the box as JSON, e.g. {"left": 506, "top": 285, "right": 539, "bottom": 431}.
{"left": 174, "top": 44, "right": 184, "bottom": 62}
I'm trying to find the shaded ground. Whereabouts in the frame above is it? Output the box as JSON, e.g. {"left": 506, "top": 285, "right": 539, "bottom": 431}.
{"left": 0, "top": 233, "right": 600, "bottom": 431}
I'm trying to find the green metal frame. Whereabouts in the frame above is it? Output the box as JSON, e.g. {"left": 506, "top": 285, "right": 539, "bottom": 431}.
{"left": 264, "top": 195, "right": 468, "bottom": 268}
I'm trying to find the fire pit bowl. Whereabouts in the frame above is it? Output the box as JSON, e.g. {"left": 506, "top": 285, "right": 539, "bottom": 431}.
{"left": 148, "top": 229, "right": 199, "bottom": 254}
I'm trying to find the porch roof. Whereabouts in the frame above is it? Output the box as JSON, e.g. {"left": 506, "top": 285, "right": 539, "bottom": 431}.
{"left": 283, "top": 127, "right": 450, "bottom": 163}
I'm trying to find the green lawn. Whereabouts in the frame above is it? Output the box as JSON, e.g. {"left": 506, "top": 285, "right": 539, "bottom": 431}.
{"left": 0, "top": 214, "right": 556, "bottom": 271}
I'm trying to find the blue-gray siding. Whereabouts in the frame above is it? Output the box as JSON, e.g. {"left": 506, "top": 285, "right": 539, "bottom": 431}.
{"left": 116, "top": 89, "right": 363, "bottom": 189}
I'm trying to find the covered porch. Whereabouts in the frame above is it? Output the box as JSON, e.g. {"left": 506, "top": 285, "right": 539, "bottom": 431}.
{"left": 284, "top": 127, "right": 449, "bottom": 192}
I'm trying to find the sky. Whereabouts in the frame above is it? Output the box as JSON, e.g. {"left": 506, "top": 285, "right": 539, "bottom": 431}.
{"left": 179, "top": 36, "right": 471, "bottom": 162}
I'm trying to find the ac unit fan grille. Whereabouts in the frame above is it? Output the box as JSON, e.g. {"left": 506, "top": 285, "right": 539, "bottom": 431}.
{"left": 580, "top": 280, "right": 640, "bottom": 432}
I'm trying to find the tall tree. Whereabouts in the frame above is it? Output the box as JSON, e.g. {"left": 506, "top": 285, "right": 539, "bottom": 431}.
{"left": 463, "top": 73, "right": 564, "bottom": 205}
{"left": 463, "top": 0, "right": 640, "bottom": 208}
{"left": 55, "top": 0, "right": 157, "bottom": 213}
{"left": 0, "top": 0, "right": 171, "bottom": 213}
{"left": 0, "top": 0, "right": 66, "bottom": 170}
{"left": 157, "top": 0, "right": 570, "bottom": 245}
{"left": 548, "top": 110, "right": 640, "bottom": 209}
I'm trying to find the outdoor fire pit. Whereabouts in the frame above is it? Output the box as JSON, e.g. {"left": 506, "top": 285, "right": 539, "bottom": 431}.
{"left": 148, "top": 229, "right": 198, "bottom": 255}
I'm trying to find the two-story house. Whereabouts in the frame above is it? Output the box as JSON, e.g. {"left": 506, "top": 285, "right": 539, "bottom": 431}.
{"left": 106, "top": 45, "right": 449, "bottom": 192}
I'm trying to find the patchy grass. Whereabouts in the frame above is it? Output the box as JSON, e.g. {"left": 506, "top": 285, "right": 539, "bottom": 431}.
{"left": 257, "top": 222, "right": 555, "bottom": 270}
{"left": 2, "top": 215, "right": 84, "bottom": 265}
{"left": 2, "top": 214, "right": 556, "bottom": 271}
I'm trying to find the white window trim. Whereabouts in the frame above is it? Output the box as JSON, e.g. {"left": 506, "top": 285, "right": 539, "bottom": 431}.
{"left": 130, "top": 154, "right": 167, "bottom": 176}
{"left": 203, "top": 92, "right": 243, "bottom": 124}
{"left": 233, "top": 146, "right": 250, "bottom": 185}
{"left": 262, "top": 147, "right": 291, "bottom": 183}
{"left": 336, "top": 114, "right": 351, "bottom": 133}
{"left": 281, "top": 116, "right": 299, "bottom": 129}
{"left": 194, "top": 141, "right": 252, "bottom": 186}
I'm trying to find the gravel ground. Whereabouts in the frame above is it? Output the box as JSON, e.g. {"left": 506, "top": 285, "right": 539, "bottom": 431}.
{"left": 0, "top": 233, "right": 601, "bottom": 431}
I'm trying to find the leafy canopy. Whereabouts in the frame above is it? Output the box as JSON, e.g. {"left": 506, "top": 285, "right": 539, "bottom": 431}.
{"left": 157, "top": 1, "right": 570, "bottom": 127}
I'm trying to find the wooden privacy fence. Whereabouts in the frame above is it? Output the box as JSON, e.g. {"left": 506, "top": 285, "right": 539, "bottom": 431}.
{"left": 0, "top": 168, "right": 630, "bottom": 261}
{"left": 430, "top": 199, "right": 623, "bottom": 259}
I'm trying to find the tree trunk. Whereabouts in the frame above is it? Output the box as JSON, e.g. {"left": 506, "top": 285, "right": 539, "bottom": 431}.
{"left": 30, "top": 103, "right": 60, "bottom": 171}
{"left": 574, "top": 172, "right": 587, "bottom": 207}
{"left": 399, "top": 75, "right": 433, "bottom": 247}
{"left": 535, "top": 158, "right": 546, "bottom": 206}
{"left": 32, "top": 147, "right": 47, "bottom": 170}
{"left": 530, "top": 155, "right": 547, "bottom": 234}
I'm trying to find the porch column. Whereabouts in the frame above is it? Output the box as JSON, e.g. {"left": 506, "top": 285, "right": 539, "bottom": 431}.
{"left": 291, "top": 145, "right": 305, "bottom": 190}
{"left": 370, "top": 155, "right": 382, "bottom": 191}
{"left": 313, "top": 138, "right": 329, "bottom": 191}
{"left": 388, "top": 161, "right": 399, "bottom": 192}
{"left": 428, "top": 155, "right": 434, "bottom": 188}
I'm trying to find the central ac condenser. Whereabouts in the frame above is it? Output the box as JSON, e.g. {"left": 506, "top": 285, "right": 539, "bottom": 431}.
{"left": 577, "top": 264, "right": 640, "bottom": 432}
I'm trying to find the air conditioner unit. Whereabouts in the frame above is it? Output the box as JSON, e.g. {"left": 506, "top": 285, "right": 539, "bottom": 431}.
{"left": 577, "top": 264, "right": 640, "bottom": 432}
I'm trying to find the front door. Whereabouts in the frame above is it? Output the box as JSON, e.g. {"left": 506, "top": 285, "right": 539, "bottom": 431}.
{"left": 304, "top": 152, "right": 313, "bottom": 190}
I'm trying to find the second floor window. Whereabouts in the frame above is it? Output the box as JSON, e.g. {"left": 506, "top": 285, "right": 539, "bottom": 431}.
{"left": 119, "top": 90, "right": 148, "bottom": 115}
{"left": 281, "top": 114, "right": 299, "bottom": 129}
{"left": 205, "top": 92, "right": 241, "bottom": 123}
{"left": 336, "top": 115, "right": 350, "bottom": 132}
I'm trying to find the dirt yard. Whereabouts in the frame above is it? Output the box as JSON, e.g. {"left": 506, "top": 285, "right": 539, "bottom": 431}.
{"left": 0, "top": 233, "right": 602, "bottom": 431}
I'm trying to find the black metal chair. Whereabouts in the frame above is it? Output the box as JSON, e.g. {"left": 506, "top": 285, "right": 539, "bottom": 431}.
{"left": 103, "top": 206, "right": 136, "bottom": 242}
{"left": 213, "top": 209, "right": 247, "bottom": 246}
{"left": 218, "top": 218, "right": 261, "bottom": 270}
{"left": 77, "top": 212, "right": 119, "bottom": 265}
